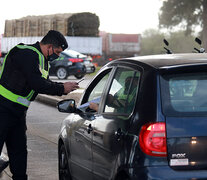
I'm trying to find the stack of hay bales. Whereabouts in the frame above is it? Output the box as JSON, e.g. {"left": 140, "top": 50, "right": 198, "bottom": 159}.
{"left": 4, "top": 19, "right": 16, "bottom": 37}
{"left": 4, "top": 12, "right": 100, "bottom": 37}
{"left": 67, "top": 12, "right": 100, "bottom": 37}
{"left": 4, "top": 13, "right": 73, "bottom": 37}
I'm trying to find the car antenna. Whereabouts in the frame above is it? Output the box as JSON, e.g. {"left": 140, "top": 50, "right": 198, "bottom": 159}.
{"left": 163, "top": 39, "right": 172, "bottom": 54}
{"left": 194, "top": 37, "right": 205, "bottom": 53}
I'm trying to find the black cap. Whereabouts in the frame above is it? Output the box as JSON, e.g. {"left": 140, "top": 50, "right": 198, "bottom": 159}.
{"left": 42, "top": 30, "right": 68, "bottom": 50}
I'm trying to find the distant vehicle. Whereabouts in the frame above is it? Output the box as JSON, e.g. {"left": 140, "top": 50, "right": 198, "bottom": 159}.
{"left": 100, "top": 32, "right": 141, "bottom": 60}
{"left": 49, "top": 50, "right": 86, "bottom": 79}
{"left": 57, "top": 53, "right": 207, "bottom": 180}
{"left": 64, "top": 49, "right": 96, "bottom": 74}
{"left": 0, "top": 36, "right": 102, "bottom": 57}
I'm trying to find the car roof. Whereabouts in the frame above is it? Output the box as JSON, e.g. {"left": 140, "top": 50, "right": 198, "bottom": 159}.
{"left": 116, "top": 53, "right": 207, "bottom": 70}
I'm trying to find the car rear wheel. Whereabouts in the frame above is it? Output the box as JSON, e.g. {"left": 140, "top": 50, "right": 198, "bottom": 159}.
{"left": 56, "top": 67, "right": 68, "bottom": 79}
{"left": 91, "top": 66, "right": 96, "bottom": 73}
{"left": 58, "top": 144, "right": 71, "bottom": 180}
{"left": 74, "top": 74, "right": 84, "bottom": 79}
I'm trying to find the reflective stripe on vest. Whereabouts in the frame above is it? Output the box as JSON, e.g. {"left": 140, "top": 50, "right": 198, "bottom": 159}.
{"left": 0, "top": 85, "right": 31, "bottom": 107}
{"left": 0, "top": 45, "right": 49, "bottom": 107}
{"left": 16, "top": 45, "right": 49, "bottom": 78}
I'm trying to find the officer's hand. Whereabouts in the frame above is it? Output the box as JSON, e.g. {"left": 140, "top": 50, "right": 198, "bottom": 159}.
{"left": 63, "top": 82, "right": 79, "bottom": 94}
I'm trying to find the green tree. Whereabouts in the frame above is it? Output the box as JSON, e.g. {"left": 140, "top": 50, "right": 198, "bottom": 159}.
{"left": 140, "top": 29, "right": 196, "bottom": 55}
{"left": 159, "top": 0, "right": 207, "bottom": 50}
{"left": 164, "top": 31, "right": 196, "bottom": 53}
{"left": 140, "top": 29, "right": 165, "bottom": 55}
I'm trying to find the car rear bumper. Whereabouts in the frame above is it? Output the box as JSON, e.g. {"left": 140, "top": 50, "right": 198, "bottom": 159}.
{"left": 85, "top": 66, "right": 95, "bottom": 73}
{"left": 130, "top": 166, "right": 207, "bottom": 180}
{"left": 67, "top": 66, "right": 86, "bottom": 76}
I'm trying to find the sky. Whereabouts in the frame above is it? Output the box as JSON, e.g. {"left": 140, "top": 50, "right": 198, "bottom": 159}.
{"left": 0, "top": 0, "right": 163, "bottom": 35}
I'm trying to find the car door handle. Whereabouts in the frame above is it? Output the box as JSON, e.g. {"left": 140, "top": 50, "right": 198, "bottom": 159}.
{"left": 115, "top": 128, "right": 124, "bottom": 141}
{"left": 87, "top": 124, "right": 93, "bottom": 134}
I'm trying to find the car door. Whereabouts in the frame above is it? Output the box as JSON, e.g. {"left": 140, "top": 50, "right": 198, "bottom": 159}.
{"left": 69, "top": 68, "right": 112, "bottom": 180}
{"left": 92, "top": 66, "right": 141, "bottom": 179}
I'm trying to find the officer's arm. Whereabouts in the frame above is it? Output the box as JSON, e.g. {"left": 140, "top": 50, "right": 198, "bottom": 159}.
{"left": 15, "top": 50, "right": 65, "bottom": 96}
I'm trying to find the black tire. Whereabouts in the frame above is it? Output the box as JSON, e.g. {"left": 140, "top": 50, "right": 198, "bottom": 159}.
{"left": 56, "top": 67, "right": 68, "bottom": 80}
{"left": 58, "top": 144, "right": 71, "bottom": 180}
{"left": 74, "top": 74, "right": 84, "bottom": 79}
{"left": 91, "top": 66, "right": 96, "bottom": 73}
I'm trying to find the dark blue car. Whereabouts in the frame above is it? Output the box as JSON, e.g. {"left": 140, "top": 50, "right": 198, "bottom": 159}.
{"left": 57, "top": 53, "right": 207, "bottom": 180}
{"left": 49, "top": 50, "right": 86, "bottom": 79}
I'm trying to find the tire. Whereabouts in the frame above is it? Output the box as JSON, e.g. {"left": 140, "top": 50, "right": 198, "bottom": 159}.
{"left": 56, "top": 67, "right": 68, "bottom": 80}
{"left": 91, "top": 66, "right": 96, "bottom": 73}
{"left": 74, "top": 74, "right": 84, "bottom": 79}
{"left": 58, "top": 144, "right": 72, "bottom": 180}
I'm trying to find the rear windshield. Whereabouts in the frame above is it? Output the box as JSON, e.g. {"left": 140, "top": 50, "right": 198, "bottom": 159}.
{"left": 161, "top": 72, "right": 207, "bottom": 116}
{"left": 63, "top": 49, "right": 86, "bottom": 58}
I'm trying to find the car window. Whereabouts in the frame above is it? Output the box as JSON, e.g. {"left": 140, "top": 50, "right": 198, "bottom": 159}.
{"left": 78, "top": 69, "right": 111, "bottom": 111}
{"left": 61, "top": 52, "right": 71, "bottom": 58}
{"left": 104, "top": 67, "right": 140, "bottom": 115}
{"left": 63, "top": 49, "right": 86, "bottom": 58}
{"left": 161, "top": 72, "right": 207, "bottom": 116}
{"left": 88, "top": 73, "right": 109, "bottom": 102}
{"left": 55, "top": 53, "right": 67, "bottom": 60}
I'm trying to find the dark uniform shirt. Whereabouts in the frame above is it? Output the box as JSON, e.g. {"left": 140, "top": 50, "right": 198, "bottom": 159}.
{"left": 0, "top": 42, "right": 64, "bottom": 117}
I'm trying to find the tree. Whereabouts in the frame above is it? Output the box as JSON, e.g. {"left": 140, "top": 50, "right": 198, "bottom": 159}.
{"left": 140, "top": 29, "right": 165, "bottom": 55}
{"left": 164, "top": 31, "right": 196, "bottom": 53}
{"left": 159, "top": 0, "right": 207, "bottom": 50}
{"left": 140, "top": 29, "right": 196, "bottom": 55}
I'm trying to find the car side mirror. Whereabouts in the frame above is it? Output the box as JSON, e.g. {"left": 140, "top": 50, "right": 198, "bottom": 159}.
{"left": 57, "top": 99, "right": 76, "bottom": 113}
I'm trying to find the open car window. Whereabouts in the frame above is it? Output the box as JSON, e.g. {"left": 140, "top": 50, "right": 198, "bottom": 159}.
{"left": 78, "top": 69, "right": 112, "bottom": 112}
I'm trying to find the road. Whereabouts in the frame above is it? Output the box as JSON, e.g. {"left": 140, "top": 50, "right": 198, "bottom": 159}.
{"left": 2, "top": 101, "right": 69, "bottom": 180}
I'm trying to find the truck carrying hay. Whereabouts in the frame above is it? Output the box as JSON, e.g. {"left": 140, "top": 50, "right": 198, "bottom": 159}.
{"left": 4, "top": 12, "right": 100, "bottom": 37}
{"left": 67, "top": 12, "right": 99, "bottom": 37}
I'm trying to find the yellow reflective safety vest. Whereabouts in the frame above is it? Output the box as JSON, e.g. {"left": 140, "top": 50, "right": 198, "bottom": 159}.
{"left": 0, "top": 45, "right": 49, "bottom": 107}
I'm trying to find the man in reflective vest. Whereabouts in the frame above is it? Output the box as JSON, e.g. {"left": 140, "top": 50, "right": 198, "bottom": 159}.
{"left": 0, "top": 30, "right": 79, "bottom": 180}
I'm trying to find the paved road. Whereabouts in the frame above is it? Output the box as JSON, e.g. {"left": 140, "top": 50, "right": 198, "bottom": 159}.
{"left": 2, "top": 101, "right": 69, "bottom": 180}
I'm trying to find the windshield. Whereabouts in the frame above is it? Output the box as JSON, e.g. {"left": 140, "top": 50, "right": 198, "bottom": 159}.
{"left": 63, "top": 49, "right": 86, "bottom": 58}
{"left": 161, "top": 72, "right": 207, "bottom": 116}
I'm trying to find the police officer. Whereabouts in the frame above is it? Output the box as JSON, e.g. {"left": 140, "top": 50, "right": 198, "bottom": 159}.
{"left": 0, "top": 30, "right": 79, "bottom": 180}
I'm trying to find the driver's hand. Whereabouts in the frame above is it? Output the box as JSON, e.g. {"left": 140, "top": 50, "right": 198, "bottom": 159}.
{"left": 89, "top": 102, "right": 99, "bottom": 112}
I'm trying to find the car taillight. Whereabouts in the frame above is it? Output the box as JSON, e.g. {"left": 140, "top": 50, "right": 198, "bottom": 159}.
{"left": 139, "top": 122, "right": 167, "bottom": 157}
{"left": 69, "top": 58, "right": 83, "bottom": 63}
